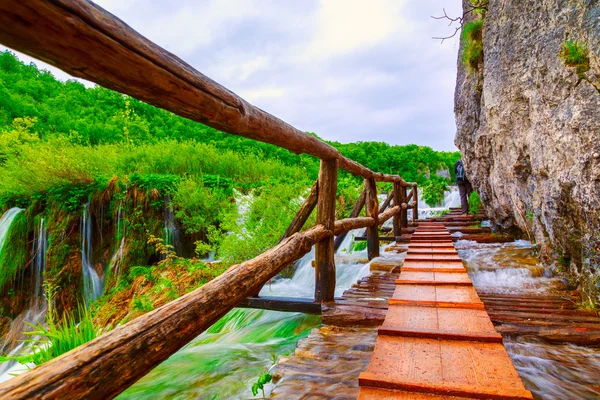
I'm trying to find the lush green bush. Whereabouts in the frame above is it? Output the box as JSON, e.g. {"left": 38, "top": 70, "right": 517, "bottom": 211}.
{"left": 461, "top": 20, "right": 484, "bottom": 71}
{"left": 469, "top": 191, "right": 482, "bottom": 215}
{"left": 421, "top": 179, "right": 449, "bottom": 207}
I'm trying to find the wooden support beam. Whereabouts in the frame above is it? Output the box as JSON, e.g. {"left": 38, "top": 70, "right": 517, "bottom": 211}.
{"left": 354, "top": 236, "right": 405, "bottom": 242}
{"left": 334, "top": 217, "right": 376, "bottom": 235}
{"left": 412, "top": 186, "right": 419, "bottom": 223}
{"left": 378, "top": 191, "right": 393, "bottom": 214}
{"left": 280, "top": 181, "right": 318, "bottom": 241}
{"left": 401, "top": 186, "right": 409, "bottom": 228}
{"left": 0, "top": 0, "right": 413, "bottom": 186}
{"left": 378, "top": 206, "right": 401, "bottom": 226}
{"left": 238, "top": 297, "right": 321, "bottom": 315}
{"left": 0, "top": 225, "right": 331, "bottom": 399}
{"left": 315, "top": 159, "right": 338, "bottom": 303}
{"left": 365, "top": 178, "right": 380, "bottom": 260}
{"left": 333, "top": 189, "right": 366, "bottom": 251}
{"left": 392, "top": 183, "right": 402, "bottom": 237}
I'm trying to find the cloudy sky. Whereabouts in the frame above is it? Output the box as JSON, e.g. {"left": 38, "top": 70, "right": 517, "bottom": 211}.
{"left": 3, "top": 0, "right": 463, "bottom": 151}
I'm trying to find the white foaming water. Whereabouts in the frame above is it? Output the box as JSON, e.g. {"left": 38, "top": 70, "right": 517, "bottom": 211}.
{"left": 81, "top": 203, "right": 103, "bottom": 304}
{"left": 408, "top": 186, "right": 461, "bottom": 220}
{"left": 0, "top": 217, "right": 47, "bottom": 378}
{"left": 0, "top": 208, "right": 22, "bottom": 252}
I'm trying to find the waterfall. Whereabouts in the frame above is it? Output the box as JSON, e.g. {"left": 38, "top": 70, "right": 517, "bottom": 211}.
{"left": 109, "top": 202, "right": 126, "bottom": 281}
{"left": 163, "top": 196, "right": 181, "bottom": 254}
{"left": 409, "top": 186, "right": 461, "bottom": 219}
{"left": 0, "top": 208, "right": 22, "bottom": 254}
{"left": 0, "top": 215, "right": 47, "bottom": 378}
{"left": 81, "top": 203, "right": 103, "bottom": 304}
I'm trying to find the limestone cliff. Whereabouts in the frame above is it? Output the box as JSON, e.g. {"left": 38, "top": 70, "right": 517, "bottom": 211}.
{"left": 454, "top": 0, "right": 600, "bottom": 304}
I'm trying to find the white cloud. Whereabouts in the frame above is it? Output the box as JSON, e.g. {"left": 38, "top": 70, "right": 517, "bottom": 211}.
{"left": 303, "top": 0, "right": 413, "bottom": 59}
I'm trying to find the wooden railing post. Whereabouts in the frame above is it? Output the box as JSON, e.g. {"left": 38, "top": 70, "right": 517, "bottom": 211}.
{"left": 392, "top": 182, "right": 402, "bottom": 237}
{"left": 365, "top": 178, "right": 379, "bottom": 260}
{"left": 412, "top": 186, "right": 419, "bottom": 224}
{"left": 315, "top": 159, "right": 338, "bottom": 302}
{"left": 401, "top": 186, "right": 408, "bottom": 228}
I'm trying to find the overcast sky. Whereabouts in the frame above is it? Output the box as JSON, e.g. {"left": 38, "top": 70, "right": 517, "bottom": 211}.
{"left": 2, "top": 0, "right": 462, "bottom": 151}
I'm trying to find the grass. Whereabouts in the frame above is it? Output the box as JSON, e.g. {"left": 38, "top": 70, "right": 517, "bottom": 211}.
{"left": 468, "top": 191, "right": 482, "bottom": 215}
{"left": 461, "top": 20, "right": 484, "bottom": 71}
{"left": 559, "top": 40, "right": 590, "bottom": 78}
{"left": 0, "top": 282, "right": 106, "bottom": 367}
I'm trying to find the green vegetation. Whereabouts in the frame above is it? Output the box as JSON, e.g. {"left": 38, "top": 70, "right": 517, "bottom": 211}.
{"left": 468, "top": 191, "right": 482, "bottom": 215}
{"left": 461, "top": 20, "right": 484, "bottom": 71}
{"left": 0, "top": 281, "right": 107, "bottom": 366}
{"left": 251, "top": 371, "right": 273, "bottom": 397}
{"left": 559, "top": 40, "right": 590, "bottom": 78}
{"left": 421, "top": 179, "right": 449, "bottom": 207}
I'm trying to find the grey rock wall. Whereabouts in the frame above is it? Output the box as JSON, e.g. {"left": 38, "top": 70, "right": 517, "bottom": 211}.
{"left": 455, "top": 0, "right": 600, "bottom": 303}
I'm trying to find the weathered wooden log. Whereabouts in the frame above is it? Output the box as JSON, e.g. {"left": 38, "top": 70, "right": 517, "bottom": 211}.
{"left": 239, "top": 297, "right": 321, "bottom": 314}
{"left": 392, "top": 183, "right": 402, "bottom": 237}
{"left": 0, "top": 225, "right": 331, "bottom": 399}
{"left": 322, "top": 303, "right": 387, "bottom": 327}
{"left": 378, "top": 192, "right": 394, "bottom": 214}
{"left": 411, "top": 186, "right": 418, "bottom": 223}
{"left": 378, "top": 206, "right": 401, "bottom": 226}
{"left": 333, "top": 189, "right": 366, "bottom": 251}
{"left": 364, "top": 178, "right": 379, "bottom": 260}
{"left": 315, "top": 159, "right": 338, "bottom": 302}
{"left": 333, "top": 217, "right": 376, "bottom": 235}
{"left": 0, "top": 0, "right": 413, "bottom": 186}
{"left": 400, "top": 186, "right": 408, "bottom": 228}
{"left": 280, "top": 181, "right": 318, "bottom": 241}
{"left": 354, "top": 236, "right": 405, "bottom": 242}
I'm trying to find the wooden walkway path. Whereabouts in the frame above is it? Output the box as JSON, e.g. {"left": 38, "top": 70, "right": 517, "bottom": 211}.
{"left": 357, "top": 222, "right": 534, "bottom": 399}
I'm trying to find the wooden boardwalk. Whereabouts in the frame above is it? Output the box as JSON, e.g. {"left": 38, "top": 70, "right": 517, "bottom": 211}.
{"left": 357, "top": 222, "right": 534, "bottom": 399}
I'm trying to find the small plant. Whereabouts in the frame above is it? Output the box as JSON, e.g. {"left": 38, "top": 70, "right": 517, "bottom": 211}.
{"left": 251, "top": 371, "right": 272, "bottom": 398}
{"left": 461, "top": 20, "right": 484, "bottom": 71}
{"left": 350, "top": 240, "right": 368, "bottom": 253}
{"left": 132, "top": 295, "right": 154, "bottom": 312}
{"left": 559, "top": 40, "right": 590, "bottom": 78}
{"left": 468, "top": 191, "right": 482, "bottom": 215}
{"left": 148, "top": 234, "right": 182, "bottom": 267}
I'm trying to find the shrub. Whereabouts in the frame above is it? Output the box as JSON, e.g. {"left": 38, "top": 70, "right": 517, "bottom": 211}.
{"left": 559, "top": 40, "right": 590, "bottom": 77}
{"left": 421, "top": 180, "right": 449, "bottom": 207}
{"left": 461, "top": 20, "right": 484, "bottom": 71}
{"left": 469, "top": 191, "right": 482, "bottom": 215}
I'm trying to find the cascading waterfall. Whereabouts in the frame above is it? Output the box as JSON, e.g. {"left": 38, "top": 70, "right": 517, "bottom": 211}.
{"left": 109, "top": 202, "right": 126, "bottom": 281}
{"left": 0, "top": 216, "right": 47, "bottom": 378}
{"left": 408, "top": 186, "right": 461, "bottom": 220}
{"left": 163, "top": 196, "right": 181, "bottom": 255}
{"left": 81, "top": 203, "right": 103, "bottom": 304}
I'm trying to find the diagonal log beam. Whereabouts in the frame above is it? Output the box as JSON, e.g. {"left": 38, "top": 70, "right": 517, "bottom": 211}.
{"left": 0, "top": 0, "right": 414, "bottom": 185}
{"left": 280, "top": 181, "right": 318, "bottom": 242}
{"left": 333, "top": 189, "right": 366, "bottom": 251}
{"left": 0, "top": 226, "right": 331, "bottom": 399}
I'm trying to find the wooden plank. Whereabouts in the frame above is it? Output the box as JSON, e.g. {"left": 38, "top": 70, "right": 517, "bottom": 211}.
{"left": 365, "top": 178, "right": 380, "bottom": 260}
{"left": 333, "top": 189, "right": 366, "bottom": 251}
{"left": 401, "top": 186, "right": 409, "bottom": 228}
{"left": 378, "top": 191, "right": 394, "bottom": 214}
{"left": 315, "top": 159, "right": 338, "bottom": 302}
{"left": 412, "top": 187, "right": 419, "bottom": 223}
{"left": 0, "top": 0, "right": 414, "bottom": 186}
{"left": 377, "top": 326, "right": 503, "bottom": 343}
{"left": 0, "top": 225, "right": 331, "bottom": 399}
{"left": 238, "top": 296, "right": 321, "bottom": 314}
{"left": 280, "top": 181, "right": 318, "bottom": 241}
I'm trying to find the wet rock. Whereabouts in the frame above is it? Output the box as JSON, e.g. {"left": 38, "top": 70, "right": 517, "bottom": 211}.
{"left": 455, "top": 0, "right": 600, "bottom": 303}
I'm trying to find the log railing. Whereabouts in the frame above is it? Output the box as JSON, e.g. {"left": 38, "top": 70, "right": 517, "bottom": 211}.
{"left": 0, "top": 1, "right": 418, "bottom": 398}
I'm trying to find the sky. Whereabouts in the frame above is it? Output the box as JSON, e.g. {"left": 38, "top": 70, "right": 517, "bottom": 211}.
{"left": 2, "top": 0, "right": 463, "bottom": 151}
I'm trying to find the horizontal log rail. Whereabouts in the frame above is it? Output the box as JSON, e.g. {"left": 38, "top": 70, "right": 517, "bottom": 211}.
{"left": 0, "top": 0, "right": 415, "bottom": 186}
{"left": 0, "top": 1, "right": 422, "bottom": 398}
{"left": 0, "top": 226, "right": 331, "bottom": 399}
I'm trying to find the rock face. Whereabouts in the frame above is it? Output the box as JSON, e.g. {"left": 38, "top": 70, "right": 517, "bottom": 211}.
{"left": 455, "top": 0, "right": 600, "bottom": 304}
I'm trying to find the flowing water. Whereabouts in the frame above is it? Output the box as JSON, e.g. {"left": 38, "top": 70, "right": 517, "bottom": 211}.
{"left": 0, "top": 216, "right": 47, "bottom": 378}
{"left": 457, "top": 240, "right": 600, "bottom": 400}
{"left": 118, "top": 230, "right": 373, "bottom": 400}
{"left": 81, "top": 203, "right": 103, "bottom": 304}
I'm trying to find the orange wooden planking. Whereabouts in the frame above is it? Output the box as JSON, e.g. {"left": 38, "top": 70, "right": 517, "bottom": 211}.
{"left": 359, "top": 224, "right": 533, "bottom": 400}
